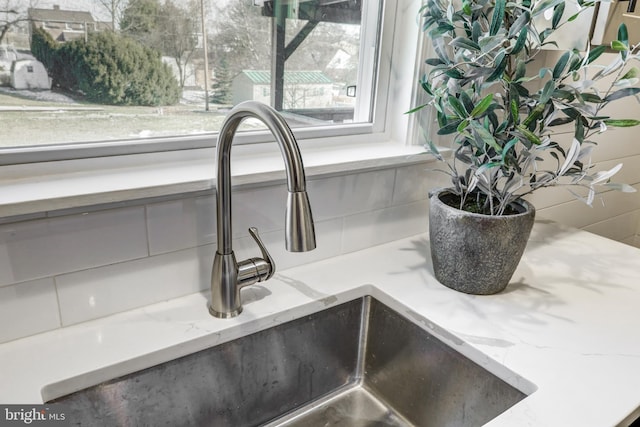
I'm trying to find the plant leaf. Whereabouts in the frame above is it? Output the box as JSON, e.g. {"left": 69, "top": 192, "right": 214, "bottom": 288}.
{"left": 621, "top": 67, "right": 639, "bottom": 80}
{"left": 511, "top": 27, "right": 528, "bottom": 55}
{"left": 487, "top": 51, "right": 508, "bottom": 81}
{"left": 460, "top": 91, "right": 475, "bottom": 114}
{"left": 510, "top": 99, "right": 520, "bottom": 123}
{"left": 548, "top": 117, "right": 574, "bottom": 126}
{"left": 472, "top": 21, "right": 482, "bottom": 43}
{"left": 425, "top": 139, "right": 444, "bottom": 161}
{"left": 558, "top": 138, "right": 581, "bottom": 176}
{"left": 501, "top": 137, "right": 519, "bottom": 163}
{"left": 470, "top": 93, "right": 494, "bottom": 117}
{"left": 568, "top": 53, "right": 583, "bottom": 72}
{"left": 567, "top": 11, "right": 581, "bottom": 22}
{"left": 515, "top": 59, "right": 526, "bottom": 81}
{"left": 475, "top": 162, "right": 502, "bottom": 177}
{"left": 448, "top": 95, "right": 469, "bottom": 118}
{"left": 611, "top": 40, "right": 628, "bottom": 52}
{"left": 604, "top": 87, "right": 640, "bottom": 102}
{"left": 444, "top": 68, "right": 465, "bottom": 79}
{"left": 433, "top": 37, "right": 452, "bottom": 64}
{"left": 552, "top": 2, "right": 565, "bottom": 29}
{"left": 591, "top": 163, "right": 623, "bottom": 184}
{"left": 490, "top": 0, "right": 506, "bottom": 36}
{"left": 532, "top": 0, "right": 564, "bottom": 16}
{"left": 438, "top": 120, "right": 464, "bottom": 135}
{"left": 602, "top": 182, "right": 637, "bottom": 192}
{"left": 450, "top": 37, "right": 481, "bottom": 52}
{"left": 618, "top": 23, "right": 629, "bottom": 47}
{"left": 602, "top": 119, "right": 640, "bottom": 127}
{"left": 553, "top": 51, "right": 570, "bottom": 79}
{"left": 617, "top": 22, "right": 629, "bottom": 59}
{"left": 579, "top": 93, "right": 602, "bottom": 103}
{"left": 540, "top": 79, "right": 555, "bottom": 104}
{"left": 575, "top": 118, "right": 585, "bottom": 142}
{"left": 470, "top": 121, "right": 502, "bottom": 152}
{"left": 508, "top": 11, "right": 530, "bottom": 37}
{"left": 405, "top": 104, "right": 428, "bottom": 114}
{"left": 539, "top": 67, "right": 551, "bottom": 79}
{"left": 586, "top": 45, "right": 607, "bottom": 64}
{"left": 425, "top": 58, "right": 444, "bottom": 66}
{"left": 517, "top": 124, "right": 542, "bottom": 145}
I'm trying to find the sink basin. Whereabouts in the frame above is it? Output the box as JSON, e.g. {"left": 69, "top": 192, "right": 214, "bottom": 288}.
{"left": 50, "top": 296, "right": 528, "bottom": 426}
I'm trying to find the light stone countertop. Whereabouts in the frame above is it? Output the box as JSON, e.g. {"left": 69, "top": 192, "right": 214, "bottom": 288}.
{"left": 1, "top": 220, "right": 639, "bottom": 426}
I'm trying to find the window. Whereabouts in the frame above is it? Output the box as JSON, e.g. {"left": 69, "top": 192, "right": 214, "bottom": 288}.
{"left": 1, "top": 0, "right": 390, "bottom": 160}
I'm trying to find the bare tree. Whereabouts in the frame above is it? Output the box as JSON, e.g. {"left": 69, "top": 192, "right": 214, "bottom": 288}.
{"left": 96, "top": 0, "right": 128, "bottom": 30}
{"left": 209, "top": 1, "right": 271, "bottom": 78}
{"left": 0, "top": 0, "right": 38, "bottom": 44}
{"left": 156, "top": 0, "right": 199, "bottom": 88}
{"left": 122, "top": 0, "right": 198, "bottom": 88}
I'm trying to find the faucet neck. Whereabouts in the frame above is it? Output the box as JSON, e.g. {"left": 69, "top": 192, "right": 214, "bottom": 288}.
{"left": 215, "top": 101, "right": 310, "bottom": 254}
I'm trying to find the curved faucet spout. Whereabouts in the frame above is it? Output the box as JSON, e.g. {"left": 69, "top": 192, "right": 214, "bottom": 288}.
{"left": 210, "top": 101, "right": 316, "bottom": 318}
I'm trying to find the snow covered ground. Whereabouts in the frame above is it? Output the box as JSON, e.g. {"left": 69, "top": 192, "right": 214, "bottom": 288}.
{"left": 0, "top": 87, "right": 216, "bottom": 106}
{"left": 0, "top": 87, "right": 77, "bottom": 104}
{"left": 0, "top": 88, "right": 230, "bottom": 147}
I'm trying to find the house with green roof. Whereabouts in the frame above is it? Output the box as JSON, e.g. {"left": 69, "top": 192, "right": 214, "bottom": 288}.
{"left": 232, "top": 70, "right": 333, "bottom": 109}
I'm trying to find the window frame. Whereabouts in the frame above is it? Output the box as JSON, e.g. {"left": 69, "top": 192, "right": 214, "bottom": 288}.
{"left": 0, "top": 0, "right": 430, "bottom": 220}
{"left": 2, "top": 1, "right": 405, "bottom": 166}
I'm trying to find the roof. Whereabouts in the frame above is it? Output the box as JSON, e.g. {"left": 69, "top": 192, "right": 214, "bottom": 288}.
{"left": 28, "top": 7, "right": 95, "bottom": 24}
{"left": 240, "top": 70, "right": 332, "bottom": 85}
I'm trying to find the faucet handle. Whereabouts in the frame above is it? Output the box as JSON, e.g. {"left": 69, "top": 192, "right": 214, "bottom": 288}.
{"left": 248, "top": 227, "right": 275, "bottom": 281}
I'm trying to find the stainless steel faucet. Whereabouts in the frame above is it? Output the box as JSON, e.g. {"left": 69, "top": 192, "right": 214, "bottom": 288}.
{"left": 209, "top": 101, "right": 316, "bottom": 318}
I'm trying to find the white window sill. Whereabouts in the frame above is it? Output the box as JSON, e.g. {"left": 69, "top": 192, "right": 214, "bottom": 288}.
{"left": 0, "top": 140, "right": 433, "bottom": 220}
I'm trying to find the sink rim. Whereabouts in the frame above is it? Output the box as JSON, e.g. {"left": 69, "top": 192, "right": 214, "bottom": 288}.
{"left": 41, "top": 284, "right": 537, "bottom": 404}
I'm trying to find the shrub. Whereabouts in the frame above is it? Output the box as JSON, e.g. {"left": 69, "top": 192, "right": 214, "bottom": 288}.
{"left": 30, "top": 28, "right": 57, "bottom": 71}
{"left": 32, "top": 31, "right": 179, "bottom": 106}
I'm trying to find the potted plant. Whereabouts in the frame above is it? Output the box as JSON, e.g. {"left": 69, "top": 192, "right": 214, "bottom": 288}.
{"left": 413, "top": 0, "right": 640, "bottom": 294}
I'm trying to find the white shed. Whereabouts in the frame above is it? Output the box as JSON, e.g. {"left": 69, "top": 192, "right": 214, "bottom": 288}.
{"left": 0, "top": 45, "right": 19, "bottom": 86}
{"left": 11, "top": 59, "right": 51, "bottom": 90}
{"left": 232, "top": 70, "right": 333, "bottom": 109}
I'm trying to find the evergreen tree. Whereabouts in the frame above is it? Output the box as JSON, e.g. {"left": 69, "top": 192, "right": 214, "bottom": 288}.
{"left": 32, "top": 30, "right": 180, "bottom": 106}
{"left": 211, "top": 57, "right": 232, "bottom": 105}
{"left": 30, "top": 28, "right": 57, "bottom": 72}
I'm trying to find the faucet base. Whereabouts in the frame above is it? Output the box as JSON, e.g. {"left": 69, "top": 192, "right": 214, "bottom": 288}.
{"left": 208, "top": 304, "right": 242, "bottom": 319}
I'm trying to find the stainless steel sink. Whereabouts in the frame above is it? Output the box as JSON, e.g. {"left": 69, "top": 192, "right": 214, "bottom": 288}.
{"left": 50, "top": 296, "right": 528, "bottom": 426}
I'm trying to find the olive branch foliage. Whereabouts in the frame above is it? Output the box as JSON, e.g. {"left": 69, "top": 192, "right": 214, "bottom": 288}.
{"left": 412, "top": 0, "right": 640, "bottom": 215}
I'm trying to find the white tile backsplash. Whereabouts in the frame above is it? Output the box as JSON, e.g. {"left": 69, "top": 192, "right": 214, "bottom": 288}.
{"left": 147, "top": 195, "right": 216, "bottom": 255}
{"left": 393, "top": 164, "right": 450, "bottom": 204}
{"left": 342, "top": 200, "right": 429, "bottom": 253}
{"left": 0, "top": 278, "right": 60, "bottom": 344}
{"left": 583, "top": 210, "right": 640, "bottom": 242}
{"left": 56, "top": 245, "right": 214, "bottom": 326}
{"left": 232, "top": 183, "right": 288, "bottom": 237}
{"left": 306, "top": 169, "right": 396, "bottom": 220}
{"left": 2, "top": 157, "right": 638, "bottom": 342}
{"left": 0, "top": 164, "right": 431, "bottom": 340}
{"left": 0, "top": 207, "right": 148, "bottom": 287}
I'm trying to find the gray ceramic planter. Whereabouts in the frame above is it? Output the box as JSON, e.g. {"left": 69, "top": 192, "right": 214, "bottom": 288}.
{"left": 429, "top": 189, "right": 535, "bottom": 295}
